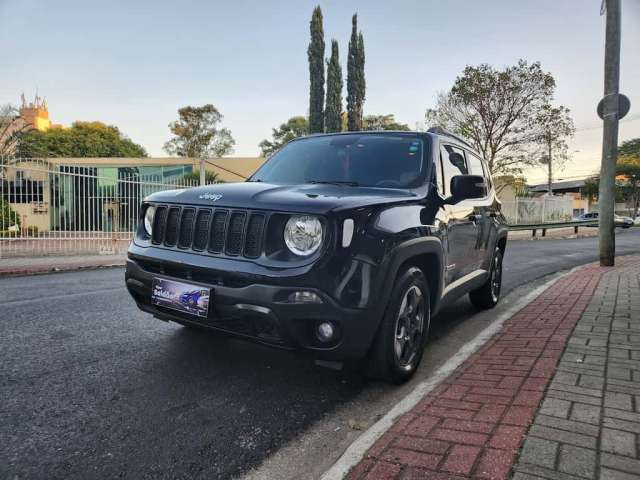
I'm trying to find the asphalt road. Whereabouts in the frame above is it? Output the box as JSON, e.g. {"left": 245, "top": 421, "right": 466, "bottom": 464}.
{"left": 1, "top": 229, "right": 639, "bottom": 480}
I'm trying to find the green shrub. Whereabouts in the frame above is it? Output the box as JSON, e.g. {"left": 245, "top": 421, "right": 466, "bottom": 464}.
{"left": 0, "top": 199, "right": 20, "bottom": 230}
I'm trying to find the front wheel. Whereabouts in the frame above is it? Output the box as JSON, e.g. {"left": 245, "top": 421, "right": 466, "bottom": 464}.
{"left": 469, "top": 246, "right": 503, "bottom": 309}
{"left": 366, "top": 267, "right": 430, "bottom": 384}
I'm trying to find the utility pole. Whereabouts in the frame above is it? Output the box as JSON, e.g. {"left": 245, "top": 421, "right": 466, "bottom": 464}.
{"left": 598, "top": 0, "right": 621, "bottom": 266}
{"left": 200, "top": 157, "right": 206, "bottom": 186}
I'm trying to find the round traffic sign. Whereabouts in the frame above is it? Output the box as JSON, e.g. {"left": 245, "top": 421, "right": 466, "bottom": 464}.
{"left": 597, "top": 93, "right": 631, "bottom": 120}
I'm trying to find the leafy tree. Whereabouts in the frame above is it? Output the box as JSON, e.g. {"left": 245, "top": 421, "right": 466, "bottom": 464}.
{"left": 425, "top": 60, "right": 555, "bottom": 178}
{"left": 617, "top": 154, "right": 640, "bottom": 219}
{"left": 325, "top": 39, "right": 343, "bottom": 133}
{"left": 511, "top": 177, "right": 532, "bottom": 198}
{"left": 17, "top": 121, "right": 147, "bottom": 157}
{"left": 347, "top": 14, "right": 366, "bottom": 131}
{"left": 183, "top": 169, "right": 221, "bottom": 184}
{"left": 581, "top": 157, "right": 638, "bottom": 212}
{"left": 308, "top": 6, "right": 325, "bottom": 134}
{"left": 362, "top": 114, "right": 410, "bottom": 131}
{"left": 532, "top": 104, "right": 575, "bottom": 195}
{"left": 0, "top": 104, "right": 31, "bottom": 157}
{"left": 259, "top": 116, "right": 309, "bottom": 157}
{"left": 164, "top": 104, "right": 235, "bottom": 158}
{"left": 581, "top": 177, "right": 600, "bottom": 204}
{"left": 619, "top": 138, "right": 640, "bottom": 157}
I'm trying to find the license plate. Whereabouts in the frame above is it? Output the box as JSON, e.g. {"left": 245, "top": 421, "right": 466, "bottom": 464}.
{"left": 151, "top": 278, "right": 210, "bottom": 318}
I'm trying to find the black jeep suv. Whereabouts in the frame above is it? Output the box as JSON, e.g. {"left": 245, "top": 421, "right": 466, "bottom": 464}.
{"left": 125, "top": 129, "right": 507, "bottom": 382}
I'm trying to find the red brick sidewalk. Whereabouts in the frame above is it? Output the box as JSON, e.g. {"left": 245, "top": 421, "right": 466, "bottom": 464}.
{"left": 346, "top": 261, "right": 627, "bottom": 480}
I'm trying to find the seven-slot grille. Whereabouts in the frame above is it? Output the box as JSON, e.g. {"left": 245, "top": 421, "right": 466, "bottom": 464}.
{"left": 151, "top": 205, "right": 266, "bottom": 259}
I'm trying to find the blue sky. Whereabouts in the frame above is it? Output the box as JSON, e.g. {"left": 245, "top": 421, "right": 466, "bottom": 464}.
{"left": 1, "top": 0, "right": 638, "bottom": 183}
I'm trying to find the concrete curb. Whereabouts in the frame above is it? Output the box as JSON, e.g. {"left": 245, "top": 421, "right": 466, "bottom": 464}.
{"left": 0, "top": 261, "right": 125, "bottom": 278}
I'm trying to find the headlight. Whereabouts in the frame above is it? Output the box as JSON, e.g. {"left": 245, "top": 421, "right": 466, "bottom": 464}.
{"left": 284, "top": 215, "right": 323, "bottom": 256}
{"left": 143, "top": 205, "right": 155, "bottom": 236}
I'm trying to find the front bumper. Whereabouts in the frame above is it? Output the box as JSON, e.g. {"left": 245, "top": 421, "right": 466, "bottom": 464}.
{"left": 125, "top": 253, "right": 379, "bottom": 361}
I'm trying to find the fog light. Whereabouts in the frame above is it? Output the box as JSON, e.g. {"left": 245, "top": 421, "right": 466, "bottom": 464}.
{"left": 316, "top": 322, "right": 335, "bottom": 342}
{"left": 288, "top": 291, "right": 323, "bottom": 304}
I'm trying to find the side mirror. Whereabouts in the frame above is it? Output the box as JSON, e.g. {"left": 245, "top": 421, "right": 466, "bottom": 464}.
{"left": 446, "top": 175, "right": 486, "bottom": 204}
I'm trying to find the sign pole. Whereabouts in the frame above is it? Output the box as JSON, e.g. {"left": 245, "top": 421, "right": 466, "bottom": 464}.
{"left": 598, "top": 0, "right": 621, "bottom": 266}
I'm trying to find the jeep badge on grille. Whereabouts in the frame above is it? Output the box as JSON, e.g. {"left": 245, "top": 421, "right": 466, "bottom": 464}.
{"left": 199, "top": 193, "right": 223, "bottom": 202}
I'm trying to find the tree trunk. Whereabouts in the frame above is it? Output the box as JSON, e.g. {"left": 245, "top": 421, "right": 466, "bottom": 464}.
{"left": 547, "top": 139, "right": 553, "bottom": 196}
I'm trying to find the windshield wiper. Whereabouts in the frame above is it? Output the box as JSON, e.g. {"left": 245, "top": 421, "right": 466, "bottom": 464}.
{"left": 307, "top": 180, "right": 360, "bottom": 187}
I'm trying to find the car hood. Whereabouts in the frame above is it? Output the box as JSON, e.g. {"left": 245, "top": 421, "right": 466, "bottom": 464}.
{"left": 145, "top": 181, "right": 420, "bottom": 214}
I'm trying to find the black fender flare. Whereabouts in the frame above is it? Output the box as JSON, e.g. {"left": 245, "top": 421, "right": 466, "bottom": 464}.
{"left": 371, "top": 237, "right": 444, "bottom": 324}
{"left": 496, "top": 228, "right": 508, "bottom": 250}
{"left": 479, "top": 225, "right": 508, "bottom": 272}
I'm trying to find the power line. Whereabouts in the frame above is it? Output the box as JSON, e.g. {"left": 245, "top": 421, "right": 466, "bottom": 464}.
{"left": 574, "top": 114, "right": 640, "bottom": 133}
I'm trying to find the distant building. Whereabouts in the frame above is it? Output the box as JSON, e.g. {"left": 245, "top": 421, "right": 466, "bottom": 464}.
{"left": 528, "top": 179, "right": 591, "bottom": 217}
{"left": 19, "top": 93, "right": 59, "bottom": 131}
{"left": 0, "top": 94, "right": 62, "bottom": 156}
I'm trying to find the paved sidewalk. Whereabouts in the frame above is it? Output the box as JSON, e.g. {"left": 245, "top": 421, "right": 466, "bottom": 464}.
{"left": 514, "top": 260, "right": 640, "bottom": 480}
{"left": 0, "top": 254, "right": 126, "bottom": 276}
{"left": 345, "top": 256, "right": 640, "bottom": 480}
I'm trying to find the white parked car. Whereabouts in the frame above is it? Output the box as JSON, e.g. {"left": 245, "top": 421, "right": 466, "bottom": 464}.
{"left": 576, "top": 212, "right": 634, "bottom": 228}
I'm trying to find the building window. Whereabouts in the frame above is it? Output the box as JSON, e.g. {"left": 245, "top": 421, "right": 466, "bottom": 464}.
{"left": 15, "top": 170, "right": 25, "bottom": 186}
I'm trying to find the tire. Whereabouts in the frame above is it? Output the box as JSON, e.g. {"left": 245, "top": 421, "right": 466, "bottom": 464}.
{"left": 366, "top": 266, "right": 431, "bottom": 384}
{"left": 469, "top": 246, "right": 503, "bottom": 309}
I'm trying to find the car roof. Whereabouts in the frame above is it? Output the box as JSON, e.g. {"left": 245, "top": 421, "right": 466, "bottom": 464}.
{"left": 303, "top": 131, "right": 422, "bottom": 139}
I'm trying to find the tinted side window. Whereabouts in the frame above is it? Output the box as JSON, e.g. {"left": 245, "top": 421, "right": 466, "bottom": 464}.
{"left": 440, "top": 144, "right": 468, "bottom": 195}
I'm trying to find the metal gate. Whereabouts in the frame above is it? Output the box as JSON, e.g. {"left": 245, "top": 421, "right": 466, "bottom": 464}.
{"left": 501, "top": 196, "right": 574, "bottom": 225}
{"left": 0, "top": 158, "right": 203, "bottom": 258}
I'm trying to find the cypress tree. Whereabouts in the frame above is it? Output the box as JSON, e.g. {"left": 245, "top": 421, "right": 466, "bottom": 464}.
{"left": 357, "top": 31, "right": 366, "bottom": 117}
{"left": 307, "top": 6, "right": 325, "bottom": 134}
{"left": 325, "top": 39, "right": 343, "bottom": 133}
{"left": 347, "top": 14, "right": 365, "bottom": 131}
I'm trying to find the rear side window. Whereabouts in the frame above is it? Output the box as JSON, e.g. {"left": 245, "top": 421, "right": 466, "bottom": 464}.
{"left": 466, "top": 151, "right": 489, "bottom": 197}
{"left": 466, "top": 152, "right": 484, "bottom": 176}
{"left": 440, "top": 144, "right": 467, "bottom": 195}
{"left": 433, "top": 151, "right": 444, "bottom": 195}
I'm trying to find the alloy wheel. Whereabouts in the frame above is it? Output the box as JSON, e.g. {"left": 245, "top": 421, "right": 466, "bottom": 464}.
{"left": 393, "top": 285, "right": 426, "bottom": 370}
{"left": 491, "top": 252, "right": 502, "bottom": 303}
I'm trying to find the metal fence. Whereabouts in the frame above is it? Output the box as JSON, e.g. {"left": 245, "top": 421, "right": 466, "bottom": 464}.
{"left": 501, "top": 196, "right": 574, "bottom": 225}
{"left": 0, "top": 158, "right": 206, "bottom": 258}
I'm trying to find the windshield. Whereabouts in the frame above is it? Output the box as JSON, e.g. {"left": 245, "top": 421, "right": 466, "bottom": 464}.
{"left": 251, "top": 134, "right": 427, "bottom": 188}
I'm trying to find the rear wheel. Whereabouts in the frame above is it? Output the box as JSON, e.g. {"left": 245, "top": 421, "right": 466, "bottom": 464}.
{"left": 367, "top": 267, "right": 430, "bottom": 383}
{"left": 469, "top": 247, "right": 503, "bottom": 309}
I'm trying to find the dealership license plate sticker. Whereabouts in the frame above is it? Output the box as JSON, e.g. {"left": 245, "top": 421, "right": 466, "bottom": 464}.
{"left": 151, "top": 278, "right": 210, "bottom": 318}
